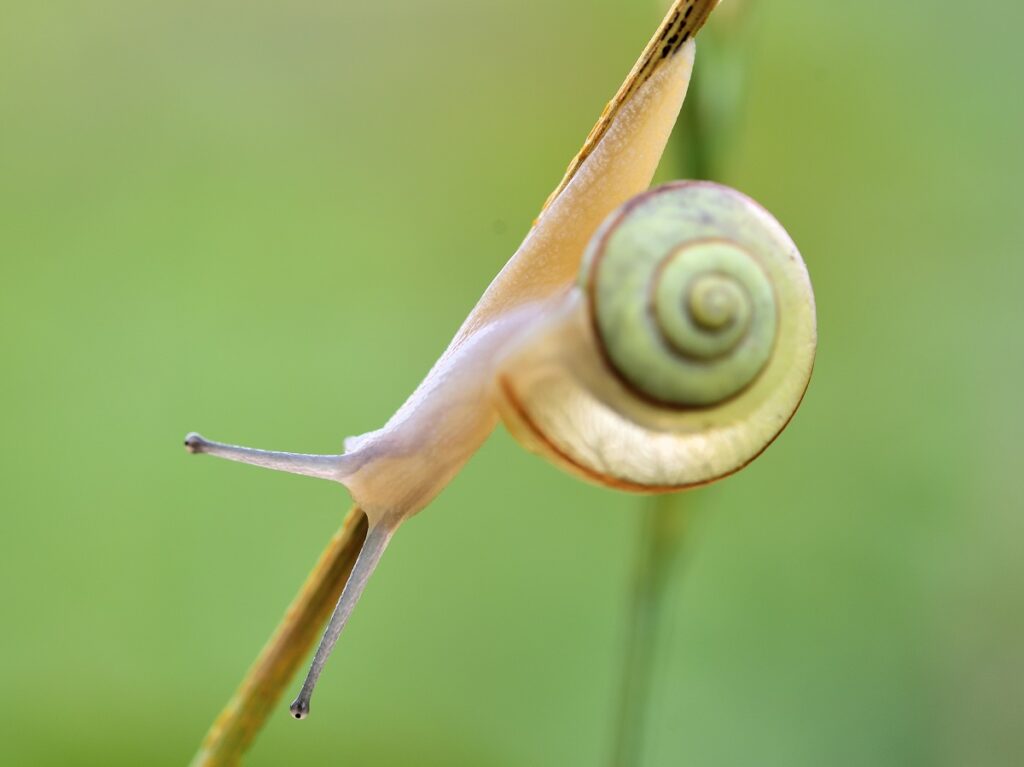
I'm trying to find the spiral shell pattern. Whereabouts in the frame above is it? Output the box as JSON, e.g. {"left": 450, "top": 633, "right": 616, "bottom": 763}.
{"left": 582, "top": 182, "right": 789, "bottom": 407}
{"left": 497, "top": 180, "right": 815, "bottom": 491}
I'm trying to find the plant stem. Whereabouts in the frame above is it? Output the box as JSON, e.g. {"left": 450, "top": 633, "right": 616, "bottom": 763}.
{"left": 190, "top": 506, "right": 368, "bottom": 767}
{"left": 609, "top": 494, "right": 695, "bottom": 767}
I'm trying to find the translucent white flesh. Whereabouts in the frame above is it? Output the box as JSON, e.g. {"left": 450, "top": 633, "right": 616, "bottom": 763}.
{"left": 338, "top": 42, "right": 698, "bottom": 523}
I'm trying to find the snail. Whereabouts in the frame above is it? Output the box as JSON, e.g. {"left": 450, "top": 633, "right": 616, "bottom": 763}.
{"left": 184, "top": 0, "right": 816, "bottom": 721}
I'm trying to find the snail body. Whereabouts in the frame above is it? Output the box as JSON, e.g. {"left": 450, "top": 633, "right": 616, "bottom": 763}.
{"left": 329, "top": 39, "right": 704, "bottom": 524}
{"left": 184, "top": 0, "right": 816, "bottom": 721}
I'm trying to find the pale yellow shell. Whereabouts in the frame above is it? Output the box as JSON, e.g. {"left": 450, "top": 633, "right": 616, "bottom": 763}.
{"left": 494, "top": 183, "right": 817, "bottom": 492}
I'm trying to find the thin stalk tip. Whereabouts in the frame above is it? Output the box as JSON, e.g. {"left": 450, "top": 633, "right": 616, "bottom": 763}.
{"left": 289, "top": 699, "right": 310, "bottom": 720}
{"left": 184, "top": 432, "right": 208, "bottom": 454}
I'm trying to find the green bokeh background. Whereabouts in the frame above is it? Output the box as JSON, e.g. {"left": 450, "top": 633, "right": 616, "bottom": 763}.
{"left": 2, "top": 1, "right": 1022, "bottom": 765}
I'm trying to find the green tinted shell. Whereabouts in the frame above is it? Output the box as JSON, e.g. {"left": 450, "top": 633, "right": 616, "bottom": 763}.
{"left": 582, "top": 182, "right": 791, "bottom": 408}
{"left": 498, "top": 181, "right": 815, "bottom": 490}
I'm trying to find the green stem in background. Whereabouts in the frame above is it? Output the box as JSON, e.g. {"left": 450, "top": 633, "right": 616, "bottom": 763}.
{"left": 609, "top": 494, "right": 695, "bottom": 767}
{"left": 609, "top": 5, "right": 755, "bottom": 766}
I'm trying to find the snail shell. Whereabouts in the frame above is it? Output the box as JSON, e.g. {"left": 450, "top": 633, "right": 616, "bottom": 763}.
{"left": 495, "top": 181, "right": 816, "bottom": 491}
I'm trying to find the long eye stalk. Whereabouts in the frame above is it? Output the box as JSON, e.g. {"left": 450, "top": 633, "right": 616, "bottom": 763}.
{"left": 289, "top": 522, "right": 396, "bottom": 719}
{"left": 184, "top": 432, "right": 346, "bottom": 482}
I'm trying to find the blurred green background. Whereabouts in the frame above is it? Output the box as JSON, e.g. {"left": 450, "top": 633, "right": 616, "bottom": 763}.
{"left": 2, "top": 0, "right": 1022, "bottom": 765}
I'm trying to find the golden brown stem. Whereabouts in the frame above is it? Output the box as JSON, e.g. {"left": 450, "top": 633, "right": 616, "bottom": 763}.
{"left": 190, "top": 506, "right": 369, "bottom": 767}
{"left": 540, "top": 0, "right": 719, "bottom": 216}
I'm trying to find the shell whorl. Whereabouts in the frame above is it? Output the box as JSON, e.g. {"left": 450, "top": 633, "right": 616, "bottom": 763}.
{"left": 496, "top": 181, "right": 815, "bottom": 491}
{"left": 582, "top": 182, "right": 789, "bottom": 408}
